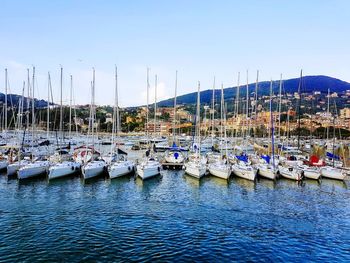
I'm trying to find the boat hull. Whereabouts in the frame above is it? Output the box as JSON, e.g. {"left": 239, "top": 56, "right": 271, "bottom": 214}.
{"left": 320, "top": 167, "right": 346, "bottom": 180}
{"left": 7, "top": 161, "right": 29, "bottom": 176}
{"left": 18, "top": 161, "right": 50, "bottom": 180}
{"left": 136, "top": 164, "right": 160, "bottom": 180}
{"left": 257, "top": 165, "right": 277, "bottom": 180}
{"left": 279, "top": 166, "right": 303, "bottom": 181}
{"left": 208, "top": 164, "right": 231, "bottom": 179}
{"left": 232, "top": 165, "right": 256, "bottom": 181}
{"left": 82, "top": 162, "right": 106, "bottom": 179}
{"left": 48, "top": 162, "right": 81, "bottom": 180}
{"left": 185, "top": 163, "right": 206, "bottom": 179}
{"left": 109, "top": 161, "right": 135, "bottom": 179}
{"left": 0, "top": 160, "right": 8, "bottom": 170}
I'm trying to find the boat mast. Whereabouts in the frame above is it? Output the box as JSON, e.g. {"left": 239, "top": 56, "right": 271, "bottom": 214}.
{"left": 31, "top": 66, "right": 35, "bottom": 160}
{"left": 111, "top": 66, "right": 119, "bottom": 157}
{"left": 26, "top": 69, "right": 30, "bottom": 131}
{"left": 146, "top": 68, "right": 149, "bottom": 147}
{"left": 4, "top": 68, "right": 7, "bottom": 134}
{"left": 59, "top": 67, "right": 63, "bottom": 151}
{"left": 269, "top": 80, "right": 275, "bottom": 170}
{"left": 254, "top": 70, "right": 259, "bottom": 137}
{"left": 278, "top": 74, "right": 282, "bottom": 139}
{"left": 196, "top": 81, "right": 201, "bottom": 157}
{"left": 172, "top": 70, "right": 178, "bottom": 144}
{"left": 211, "top": 76, "right": 215, "bottom": 147}
{"left": 154, "top": 75, "right": 157, "bottom": 136}
{"left": 297, "top": 70, "right": 302, "bottom": 150}
{"left": 326, "top": 88, "right": 330, "bottom": 141}
{"left": 234, "top": 72, "right": 240, "bottom": 140}
{"left": 69, "top": 75, "right": 73, "bottom": 139}
{"left": 47, "top": 72, "right": 51, "bottom": 139}
{"left": 332, "top": 102, "right": 336, "bottom": 167}
{"left": 220, "top": 83, "right": 224, "bottom": 158}
{"left": 246, "top": 70, "right": 249, "bottom": 138}
{"left": 91, "top": 68, "right": 95, "bottom": 149}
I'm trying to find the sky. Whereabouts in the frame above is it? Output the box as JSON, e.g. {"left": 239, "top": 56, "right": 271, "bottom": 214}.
{"left": 0, "top": 0, "right": 349, "bottom": 107}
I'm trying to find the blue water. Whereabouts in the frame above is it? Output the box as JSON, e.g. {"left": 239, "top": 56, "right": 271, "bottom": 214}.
{"left": 1, "top": 171, "right": 350, "bottom": 262}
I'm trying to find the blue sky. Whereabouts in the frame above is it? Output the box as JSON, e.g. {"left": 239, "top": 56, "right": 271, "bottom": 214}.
{"left": 0, "top": 0, "right": 349, "bottom": 106}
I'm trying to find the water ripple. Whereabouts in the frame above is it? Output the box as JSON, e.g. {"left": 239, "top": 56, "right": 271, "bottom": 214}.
{"left": 0, "top": 171, "right": 350, "bottom": 262}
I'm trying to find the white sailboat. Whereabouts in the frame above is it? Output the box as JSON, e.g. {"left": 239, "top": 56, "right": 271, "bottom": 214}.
{"left": 7, "top": 80, "right": 27, "bottom": 176}
{"left": 231, "top": 72, "right": 256, "bottom": 181}
{"left": 320, "top": 166, "right": 346, "bottom": 180}
{"left": 208, "top": 83, "right": 231, "bottom": 180}
{"left": 82, "top": 68, "right": 106, "bottom": 179}
{"left": 18, "top": 67, "right": 51, "bottom": 180}
{"left": 320, "top": 98, "right": 347, "bottom": 181}
{"left": 278, "top": 73, "right": 304, "bottom": 182}
{"left": 136, "top": 69, "right": 161, "bottom": 179}
{"left": 256, "top": 80, "right": 277, "bottom": 180}
{"left": 299, "top": 164, "right": 321, "bottom": 180}
{"left": 48, "top": 68, "right": 81, "bottom": 180}
{"left": 1, "top": 69, "right": 9, "bottom": 171}
{"left": 232, "top": 159, "right": 256, "bottom": 181}
{"left": 278, "top": 165, "right": 303, "bottom": 181}
{"left": 108, "top": 66, "right": 135, "bottom": 179}
{"left": 185, "top": 82, "right": 207, "bottom": 179}
{"left": 164, "top": 71, "right": 185, "bottom": 167}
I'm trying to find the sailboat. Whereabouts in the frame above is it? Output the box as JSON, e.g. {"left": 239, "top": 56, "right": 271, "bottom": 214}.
{"left": 278, "top": 72, "right": 303, "bottom": 181}
{"left": 108, "top": 66, "right": 135, "bottom": 179}
{"left": 208, "top": 83, "right": 231, "bottom": 179}
{"left": 256, "top": 80, "right": 278, "bottom": 180}
{"left": 320, "top": 99, "right": 347, "bottom": 181}
{"left": 164, "top": 71, "right": 185, "bottom": 168}
{"left": 136, "top": 69, "right": 161, "bottom": 179}
{"left": 7, "top": 78, "right": 30, "bottom": 176}
{"left": 81, "top": 68, "right": 106, "bottom": 179}
{"left": 18, "top": 67, "right": 51, "bottom": 180}
{"left": 48, "top": 68, "right": 81, "bottom": 180}
{"left": 184, "top": 82, "right": 207, "bottom": 179}
{"left": 0, "top": 69, "right": 10, "bottom": 171}
{"left": 231, "top": 72, "right": 256, "bottom": 181}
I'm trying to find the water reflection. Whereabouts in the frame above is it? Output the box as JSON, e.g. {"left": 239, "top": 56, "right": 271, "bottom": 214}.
{"left": 278, "top": 178, "right": 303, "bottom": 189}
{"left": 209, "top": 175, "right": 230, "bottom": 187}
{"left": 231, "top": 177, "right": 256, "bottom": 192}
{"left": 183, "top": 173, "right": 204, "bottom": 188}
{"left": 258, "top": 178, "right": 277, "bottom": 190}
{"left": 302, "top": 179, "right": 321, "bottom": 190}
{"left": 321, "top": 178, "right": 348, "bottom": 190}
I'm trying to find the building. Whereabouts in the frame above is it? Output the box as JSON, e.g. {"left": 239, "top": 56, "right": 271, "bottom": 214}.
{"left": 340, "top": 108, "right": 350, "bottom": 119}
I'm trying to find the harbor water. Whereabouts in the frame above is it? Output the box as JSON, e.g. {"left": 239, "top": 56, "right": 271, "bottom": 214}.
{"left": 1, "top": 170, "right": 350, "bottom": 262}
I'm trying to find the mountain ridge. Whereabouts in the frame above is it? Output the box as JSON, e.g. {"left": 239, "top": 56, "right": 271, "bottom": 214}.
{"left": 156, "top": 75, "right": 350, "bottom": 107}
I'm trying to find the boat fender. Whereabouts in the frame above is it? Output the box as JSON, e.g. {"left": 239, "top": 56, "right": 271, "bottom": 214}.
{"left": 71, "top": 166, "right": 74, "bottom": 171}
{"left": 157, "top": 167, "right": 160, "bottom": 172}
{"left": 103, "top": 166, "right": 107, "bottom": 172}
{"left": 128, "top": 166, "right": 131, "bottom": 171}
{"left": 75, "top": 166, "right": 79, "bottom": 171}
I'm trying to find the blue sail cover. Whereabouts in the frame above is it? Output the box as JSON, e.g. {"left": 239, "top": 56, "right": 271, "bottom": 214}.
{"left": 236, "top": 154, "right": 248, "bottom": 163}
{"left": 261, "top": 155, "right": 270, "bottom": 164}
{"left": 169, "top": 142, "right": 187, "bottom": 152}
{"left": 326, "top": 152, "right": 340, "bottom": 160}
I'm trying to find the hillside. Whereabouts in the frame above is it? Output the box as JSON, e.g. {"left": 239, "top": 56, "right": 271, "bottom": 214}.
{"left": 157, "top": 75, "right": 350, "bottom": 107}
